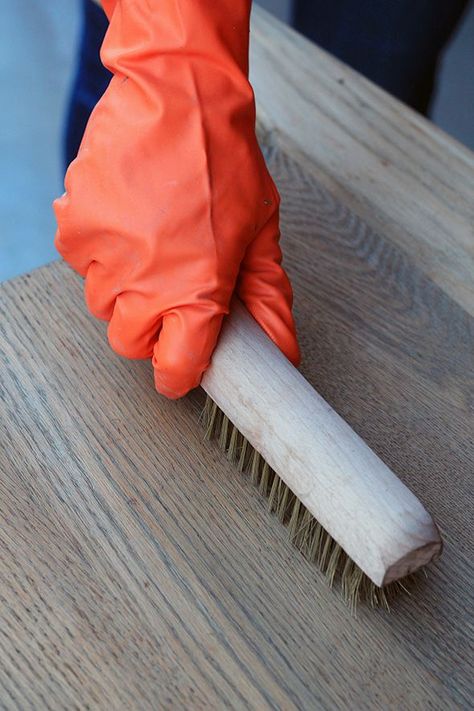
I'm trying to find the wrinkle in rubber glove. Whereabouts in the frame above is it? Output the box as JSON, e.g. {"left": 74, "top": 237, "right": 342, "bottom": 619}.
{"left": 54, "top": 0, "right": 300, "bottom": 398}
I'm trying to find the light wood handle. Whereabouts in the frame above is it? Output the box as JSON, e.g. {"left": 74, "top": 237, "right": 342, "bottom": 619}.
{"left": 201, "top": 301, "right": 442, "bottom": 587}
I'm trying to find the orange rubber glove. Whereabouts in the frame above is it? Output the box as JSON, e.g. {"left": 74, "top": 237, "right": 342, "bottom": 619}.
{"left": 54, "top": 0, "right": 300, "bottom": 398}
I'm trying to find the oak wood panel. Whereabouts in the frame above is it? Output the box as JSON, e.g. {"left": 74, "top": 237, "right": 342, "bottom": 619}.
{"left": 1, "top": 8, "right": 473, "bottom": 711}
{"left": 1, "top": 162, "right": 473, "bottom": 707}
{"left": 250, "top": 6, "right": 474, "bottom": 316}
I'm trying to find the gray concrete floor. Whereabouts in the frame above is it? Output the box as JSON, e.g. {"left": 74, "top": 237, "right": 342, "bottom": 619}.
{"left": 0, "top": 0, "right": 472, "bottom": 283}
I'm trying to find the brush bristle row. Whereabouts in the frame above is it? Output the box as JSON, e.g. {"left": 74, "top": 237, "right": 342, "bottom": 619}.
{"left": 202, "top": 395, "right": 415, "bottom": 611}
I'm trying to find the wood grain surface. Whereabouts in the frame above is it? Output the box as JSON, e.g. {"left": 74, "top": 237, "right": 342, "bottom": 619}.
{"left": 1, "top": 7, "right": 473, "bottom": 709}
{"left": 250, "top": 8, "right": 474, "bottom": 317}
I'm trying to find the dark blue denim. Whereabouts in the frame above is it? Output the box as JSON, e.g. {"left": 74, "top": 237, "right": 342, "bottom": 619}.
{"left": 64, "top": 0, "right": 468, "bottom": 169}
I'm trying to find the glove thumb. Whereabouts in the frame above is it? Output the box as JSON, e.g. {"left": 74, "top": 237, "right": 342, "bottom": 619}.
{"left": 152, "top": 305, "right": 225, "bottom": 399}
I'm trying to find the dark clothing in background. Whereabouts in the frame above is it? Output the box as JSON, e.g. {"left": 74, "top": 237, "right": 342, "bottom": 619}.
{"left": 64, "top": 0, "right": 112, "bottom": 171}
{"left": 293, "top": 0, "right": 468, "bottom": 114}
{"left": 64, "top": 0, "right": 468, "bottom": 168}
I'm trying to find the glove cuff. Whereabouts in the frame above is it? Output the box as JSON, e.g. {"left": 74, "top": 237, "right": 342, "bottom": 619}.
{"left": 101, "top": 0, "right": 252, "bottom": 78}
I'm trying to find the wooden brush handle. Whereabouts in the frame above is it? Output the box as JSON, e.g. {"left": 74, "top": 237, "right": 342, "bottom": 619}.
{"left": 201, "top": 301, "right": 442, "bottom": 587}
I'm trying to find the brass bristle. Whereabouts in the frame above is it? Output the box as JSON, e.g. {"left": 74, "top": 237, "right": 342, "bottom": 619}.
{"left": 201, "top": 394, "right": 414, "bottom": 610}
{"left": 227, "top": 425, "right": 240, "bottom": 463}
{"left": 218, "top": 415, "right": 230, "bottom": 451}
{"left": 259, "top": 461, "right": 272, "bottom": 496}
{"left": 267, "top": 473, "right": 280, "bottom": 513}
{"left": 293, "top": 507, "right": 313, "bottom": 551}
{"left": 203, "top": 398, "right": 218, "bottom": 440}
{"left": 308, "top": 520, "right": 324, "bottom": 563}
{"left": 277, "top": 484, "right": 293, "bottom": 522}
{"left": 250, "top": 448, "right": 262, "bottom": 486}
{"left": 237, "top": 437, "right": 250, "bottom": 472}
{"left": 318, "top": 531, "right": 334, "bottom": 572}
{"left": 287, "top": 498, "right": 301, "bottom": 542}
{"left": 326, "top": 543, "right": 343, "bottom": 588}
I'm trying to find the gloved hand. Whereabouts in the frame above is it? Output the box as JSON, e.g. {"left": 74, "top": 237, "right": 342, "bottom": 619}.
{"left": 54, "top": 0, "right": 300, "bottom": 398}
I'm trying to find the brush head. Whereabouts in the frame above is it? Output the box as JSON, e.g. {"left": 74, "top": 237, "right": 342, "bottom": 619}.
{"left": 201, "top": 395, "right": 418, "bottom": 611}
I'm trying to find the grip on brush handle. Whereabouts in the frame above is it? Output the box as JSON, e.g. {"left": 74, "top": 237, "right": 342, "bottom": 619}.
{"left": 201, "top": 300, "right": 442, "bottom": 587}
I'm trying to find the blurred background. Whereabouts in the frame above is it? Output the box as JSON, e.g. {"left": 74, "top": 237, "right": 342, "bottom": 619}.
{"left": 1, "top": 0, "right": 473, "bottom": 283}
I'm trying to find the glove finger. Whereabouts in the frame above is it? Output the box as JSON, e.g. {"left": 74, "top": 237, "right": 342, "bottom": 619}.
{"left": 84, "top": 260, "right": 117, "bottom": 321}
{"left": 107, "top": 291, "right": 162, "bottom": 359}
{"left": 237, "top": 212, "right": 300, "bottom": 366}
{"left": 54, "top": 227, "right": 88, "bottom": 278}
{"left": 152, "top": 305, "right": 225, "bottom": 399}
